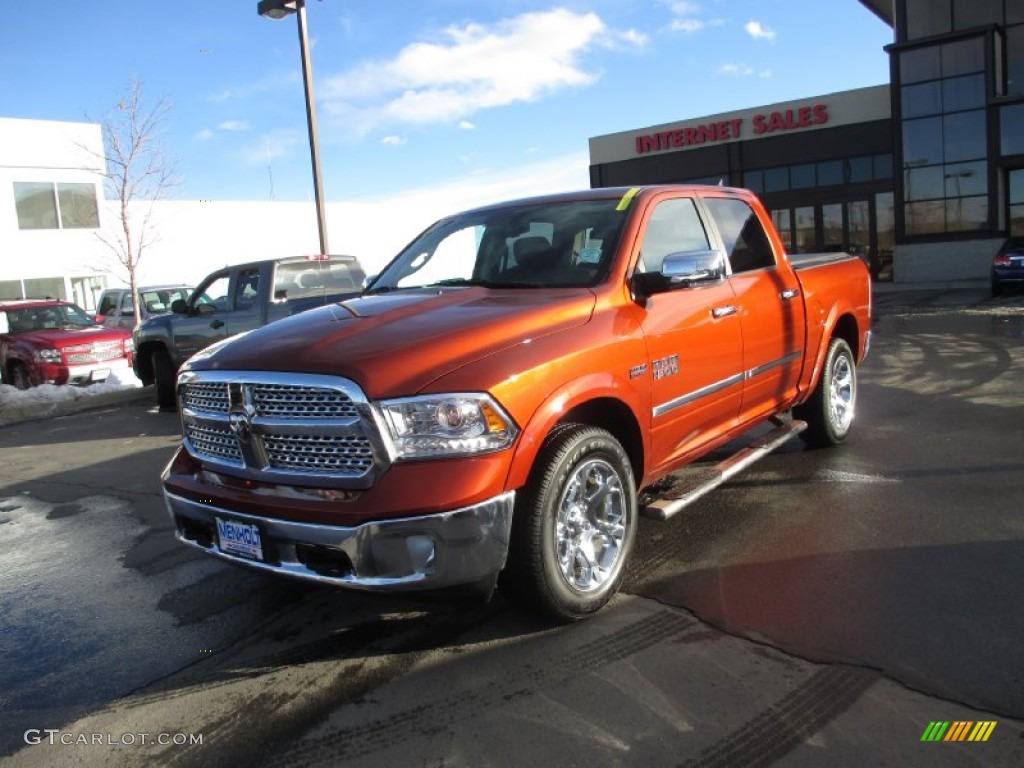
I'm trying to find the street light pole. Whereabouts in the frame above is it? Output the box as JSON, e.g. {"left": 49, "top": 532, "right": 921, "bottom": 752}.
{"left": 257, "top": 0, "right": 329, "bottom": 257}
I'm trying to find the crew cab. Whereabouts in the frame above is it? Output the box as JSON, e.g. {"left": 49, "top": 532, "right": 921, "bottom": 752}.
{"left": 133, "top": 254, "right": 364, "bottom": 409}
{"left": 0, "top": 299, "right": 135, "bottom": 389}
{"left": 161, "top": 185, "right": 871, "bottom": 621}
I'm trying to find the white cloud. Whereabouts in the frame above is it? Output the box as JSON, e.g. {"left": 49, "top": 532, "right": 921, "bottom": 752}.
{"left": 320, "top": 9, "right": 640, "bottom": 133}
{"left": 661, "top": 0, "right": 723, "bottom": 35}
{"left": 458, "top": 120, "right": 475, "bottom": 130}
{"left": 194, "top": 128, "right": 214, "bottom": 141}
{"left": 380, "top": 135, "right": 407, "bottom": 146}
{"left": 745, "top": 20, "right": 776, "bottom": 40}
{"left": 671, "top": 19, "right": 705, "bottom": 33}
{"left": 219, "top": 120, "right": 250, "bottom": 132}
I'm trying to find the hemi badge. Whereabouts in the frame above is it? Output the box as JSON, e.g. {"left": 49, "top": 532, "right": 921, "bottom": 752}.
{"left": 629, "top": 363, "right": 648, "bottom": 379}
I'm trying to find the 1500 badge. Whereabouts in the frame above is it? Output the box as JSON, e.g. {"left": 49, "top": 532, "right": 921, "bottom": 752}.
{"left": 652, "top": 354, "right": 679, "bottom": 380}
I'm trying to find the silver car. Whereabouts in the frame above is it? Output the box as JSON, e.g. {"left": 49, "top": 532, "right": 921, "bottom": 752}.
{"left": 95, "top": 284, "right": 193, "bottom": 331}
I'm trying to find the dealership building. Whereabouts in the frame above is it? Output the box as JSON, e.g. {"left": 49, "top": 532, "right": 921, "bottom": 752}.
{"left": 589, "top": 0, "right": 1024, "bottom": 283}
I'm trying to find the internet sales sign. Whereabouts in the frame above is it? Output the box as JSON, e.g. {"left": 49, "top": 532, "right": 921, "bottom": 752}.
{"left": 634, "top": 104, "right": 829, "bottom": 155}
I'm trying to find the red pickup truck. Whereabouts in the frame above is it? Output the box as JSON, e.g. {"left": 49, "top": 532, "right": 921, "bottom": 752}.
{"left": 162, "top": 185, "right": 871, "bottom": 621}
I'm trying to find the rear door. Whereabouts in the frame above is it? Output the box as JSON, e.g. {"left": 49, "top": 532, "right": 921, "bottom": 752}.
{"left": 702, "top": 195, "right": 806, "bottom": 422}
{"left": 634, "top": 195, "right": 743, "bottom": 474}
{"left": 226, "top": 266, "right": 267, "bottom": 336}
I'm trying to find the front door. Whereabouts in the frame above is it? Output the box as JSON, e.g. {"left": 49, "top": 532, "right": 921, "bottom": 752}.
{"left": 634, "top": 195, "right": 744, "bottom": 474}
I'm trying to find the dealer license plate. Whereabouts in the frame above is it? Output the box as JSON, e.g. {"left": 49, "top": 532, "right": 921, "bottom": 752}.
{"left": 216, "top": 517, "right": 264, "bottom": 561}
{"left": 90, "top": 368, "right": 110, "bottom": 382}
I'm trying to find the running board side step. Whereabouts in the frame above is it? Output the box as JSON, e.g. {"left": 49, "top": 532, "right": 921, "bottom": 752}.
{"left": 641, "top": 418, "right": 807, "bottom": 521}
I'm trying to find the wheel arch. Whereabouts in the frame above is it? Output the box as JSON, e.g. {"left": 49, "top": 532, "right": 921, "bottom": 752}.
{"left": 801, "top": 308, "right": 862, "bottom": 404}
{"left": 505, "top": 381, "right": 646, "bottom": 494}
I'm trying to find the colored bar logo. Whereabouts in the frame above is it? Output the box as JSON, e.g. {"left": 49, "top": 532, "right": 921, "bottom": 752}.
{"left": 921, "top": 721, "right": 997, "bottom": 742}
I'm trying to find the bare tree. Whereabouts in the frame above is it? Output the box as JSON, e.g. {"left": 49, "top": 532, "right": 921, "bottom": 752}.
{"left": 93, "top": 77, "right": 180, "bottom": 325}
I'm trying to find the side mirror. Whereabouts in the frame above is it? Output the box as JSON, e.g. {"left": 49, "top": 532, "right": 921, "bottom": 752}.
{"left": 170, "top": 299, "right": 188, "bottom": 314}
{"left": 632, "top": 249, "right": 726, "bottom": 297}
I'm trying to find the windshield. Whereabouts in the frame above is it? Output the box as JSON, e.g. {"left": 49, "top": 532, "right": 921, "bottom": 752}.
{"left": 2, "top": 303, "right": 98, "bottom": 333}
{"left": 368, "top": 199, "right": 627, "bottom": 293}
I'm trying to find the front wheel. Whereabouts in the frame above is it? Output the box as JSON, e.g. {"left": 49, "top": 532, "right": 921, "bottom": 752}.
{"left": 152, "top": 348, "right": 177, "bottom": 411}
{"left": 499, "top": 425, "right": 637, "bottom": 622}
{"left": 10, "top": 362, "right": 31, "bottom": 390}
{"left": 795, "top": 337, "right": 857, "bottom": 448}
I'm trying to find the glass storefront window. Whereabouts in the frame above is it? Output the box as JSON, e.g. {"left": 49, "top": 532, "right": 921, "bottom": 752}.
{"left": 905, "top": 165, "right": 945, "bottom": 200}
{"left": 743, "top": 170, "right": 764, "bottom": 193}
{"left": 943, "top": 161, "right": 987, "bottom": 197}
{"left": 906, "top": 0, "right": 951, "bottom": 40}
{"left": 875, "top": 192, "right": 894, "bottom": 282}
{"left": 794, "top": 206, "right": 815, "bottom": 252}
{"left": 57, "top": 183, "right": 100, "bottom": 228}
{"left": 822, "top": 204, "right": 843, "bottom": 250}
{"left": 941, "top": 36, "right": 984, "bottom": 76}
{"left": 905, "top": 200, "right": 946, "bottom": 234}
{"left": 903, "top": 117, "right": 944, "bottom": 167}
{"left": 771, "top": 209, "right": 792, "bottom": 250}
{"left": 902, "top": 81, "right": 942, "bottom": 118}
{"left": 817, "top": 160, "right": 843, "bottom": 186}
{"left": 1010, "top": 169, "right": 1024, "bottom": 235}
{"left": 14, "top": 182, "right": 57, "bottom": 229}
{"left": 1001, "top": 103, "right": 1024, "bottom": 155}
{"left": 1009, "top": 26, "right": 1024, "bottom": 96}
{"left": 942, "top": 73, "right": 985, "bottom": 111}
{"left": 790, "top": 164, "right": 815, "bottom": 189}
{"left": 905, "top": 81, "right": 942, "bottom": 118}
{"left": 944, "top": 110, "right": 987, "bottom": 161}
{"left": 849, "top": 156, "right": 873, "bottom": 183}
{"left": 874, "top": 154, "right": 894, "bottom": 179}
{"left": 847, "top": 201, "right": 871, "bottom": 259}
{"left": 945, "top": 195, "right": 988, "bottom": 230}
{"left": 901, "top": 47, "right": 941, "bottom": 83}
{"left": 764, "top": 167, "right": 789, "bottom": 193}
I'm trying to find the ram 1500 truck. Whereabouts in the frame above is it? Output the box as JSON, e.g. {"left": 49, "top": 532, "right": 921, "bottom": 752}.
{"left": 161, "top": 185, "right": 871, "bottom": 621}
{"left": 133, "top": 254, "right": 364, "bottom": 409}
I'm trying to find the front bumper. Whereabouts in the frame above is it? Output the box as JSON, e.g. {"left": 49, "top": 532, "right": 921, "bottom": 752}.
{"left": 165, "top": 489, "right": 516, "bottom": 591}
{"left": 38, "top": 357, "right": 133, "bottom": 386}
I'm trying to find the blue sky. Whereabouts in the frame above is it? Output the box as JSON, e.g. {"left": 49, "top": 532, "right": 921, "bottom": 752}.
{"left": 2, "top": 1, "right": 893, "bottom": 205}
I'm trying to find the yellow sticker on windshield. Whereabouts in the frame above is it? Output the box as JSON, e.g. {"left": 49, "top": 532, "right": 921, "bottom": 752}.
{"left": 616, "top": 187, "right": 641, "bottom": 211}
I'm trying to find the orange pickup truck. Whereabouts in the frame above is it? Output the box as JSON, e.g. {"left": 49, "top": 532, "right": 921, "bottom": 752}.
{"left": 162, "top": 185, "right": 870, "bottom": 621}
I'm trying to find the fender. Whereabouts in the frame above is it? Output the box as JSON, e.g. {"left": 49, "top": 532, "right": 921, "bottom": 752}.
{"left": 798, "top": 298, "right": 861, "bottom": 406}
{"left": 504, "top": 370, "right": 649, "bottom": 492}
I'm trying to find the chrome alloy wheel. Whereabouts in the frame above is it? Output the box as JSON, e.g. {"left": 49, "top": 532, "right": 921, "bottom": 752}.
{"left": 829, "top": 353, "right": 855, "bottom": 433}
{"left": 554, "top": 458, "right": 627, "bottom": 593}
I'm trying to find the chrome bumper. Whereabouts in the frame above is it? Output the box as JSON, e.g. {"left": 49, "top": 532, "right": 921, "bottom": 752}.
{"left": 164, "top": 490, "right": 515, "bottom": 591}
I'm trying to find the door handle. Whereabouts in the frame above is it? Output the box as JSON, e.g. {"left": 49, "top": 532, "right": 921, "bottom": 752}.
{"left": 780, "top": 288, "right": 800, "bottom": 300}
{"left": 211, "top": 319, "right": 225, "bottom": 329}
{"left": 712, "top": 305, "right": 737, "bottom": 319}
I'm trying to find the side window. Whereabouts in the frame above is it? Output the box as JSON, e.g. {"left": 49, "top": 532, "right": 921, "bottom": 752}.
{"left": 234, "top": 269, "right": 260, "bottom": 310}
{"left": 97, "top": 294, "right": 118, "bottom": 316}
{"left": 636, "top": 198, "right": 710, "bottom": 274}
{"left": 194, "top": 275, "right": 231, "bottom": 313}
{"left": 703, "top": 197, "right": 776, "bottom": 273}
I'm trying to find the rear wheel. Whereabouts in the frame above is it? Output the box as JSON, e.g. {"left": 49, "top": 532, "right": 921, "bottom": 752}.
{"left": 991, "top": 276, "right": 1003, "bottom": 296}
{"left": 152, "top": 348, "right": 177, "bottom": 411}
{"left": 10, "top": 362, "right": 31, "bottom": 390}
{"left": 499, "top": 425, "right": 637, "bottom": 622}
{"left": 796, "top": 337, "right": 856, "bottom": 448}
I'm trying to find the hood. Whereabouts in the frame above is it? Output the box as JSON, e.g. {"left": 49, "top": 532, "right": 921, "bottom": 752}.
{"left": 14, "top": 326, "right": 129, "bottom": 347}
{"left": 188, "top": 287, "right": 596, "bottom": 397}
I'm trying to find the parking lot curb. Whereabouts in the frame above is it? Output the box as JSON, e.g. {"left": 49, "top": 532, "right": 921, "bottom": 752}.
{"left": 0, "top": 385, "right": 153, "bottom": 428}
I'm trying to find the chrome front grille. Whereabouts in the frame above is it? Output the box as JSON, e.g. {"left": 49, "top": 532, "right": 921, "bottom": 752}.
{"left": 66, "top": 341, "right": 123, "bottom": 365}
{"left": 177, "top": 371, "right": 389, "bottom": 489}
{"left": 252, "top": 384, "right": 359, "bottom": 419}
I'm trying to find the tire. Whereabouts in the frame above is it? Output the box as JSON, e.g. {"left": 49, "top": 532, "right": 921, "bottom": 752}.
{"left": 499, "top": 424, "right": 637, "bottom": 622}
{"left": 152, "top": 348, "right": 177, "bottom": 411}
{"left": 10, "top": 363, "right": 31, "bottom": 391}
{"left": 795, "top": 337, "right": 857, "bottom": 448}
{"left": 991, "top": 277, "right": 1003, "bottom": 297}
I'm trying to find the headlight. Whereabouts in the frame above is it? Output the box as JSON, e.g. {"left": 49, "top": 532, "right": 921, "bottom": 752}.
{"left": 35, "top": 348, "right": 62, "bottom": 363}
{"left": 123, "top": 338, "right": 134, "bottom": 353}
{"left": 378, "top": 393, "right": 518, "bottom": 459}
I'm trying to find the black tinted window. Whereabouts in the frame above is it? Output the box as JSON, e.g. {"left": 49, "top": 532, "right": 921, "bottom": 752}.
{"left": 703, "top": 197, "right": 776, "bottom": 273}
